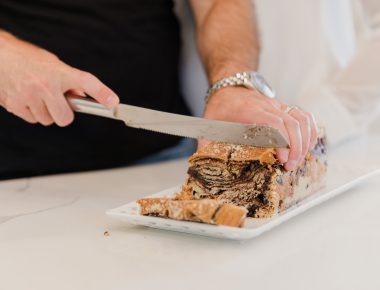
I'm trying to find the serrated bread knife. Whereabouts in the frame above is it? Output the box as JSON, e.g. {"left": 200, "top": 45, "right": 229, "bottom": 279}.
{"left": 67, "top": 95, "right": 288, "bottom": 148}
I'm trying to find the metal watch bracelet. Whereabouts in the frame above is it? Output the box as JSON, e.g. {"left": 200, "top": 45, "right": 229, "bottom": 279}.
{"left": 205, "top": 71, "right": 275, "bottom": 103}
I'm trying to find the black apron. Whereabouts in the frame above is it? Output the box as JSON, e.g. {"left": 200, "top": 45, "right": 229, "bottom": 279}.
{"left": 0, "top": 0, "right": 189, "bottom": 179}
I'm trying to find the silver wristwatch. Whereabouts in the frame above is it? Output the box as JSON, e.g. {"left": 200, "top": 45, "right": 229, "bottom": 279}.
{"left": 205, "top": 71, "right": 276, "bottom": 103}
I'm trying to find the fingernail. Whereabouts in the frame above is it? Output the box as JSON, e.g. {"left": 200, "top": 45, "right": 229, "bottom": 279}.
{"left": 285, "top": 160, "right": 298, "bottom": 171}
{"left": 106, "top": 95, "right": 119, "bottom": 107}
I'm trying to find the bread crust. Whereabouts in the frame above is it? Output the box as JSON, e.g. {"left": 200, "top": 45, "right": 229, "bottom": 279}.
{"left": 191, "top": 143, "right": 278, "bottom": 165}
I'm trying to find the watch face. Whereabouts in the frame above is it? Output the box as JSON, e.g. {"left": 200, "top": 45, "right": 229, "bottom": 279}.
{"left": 250, "top": 72, "right": 276, "bottom": 99}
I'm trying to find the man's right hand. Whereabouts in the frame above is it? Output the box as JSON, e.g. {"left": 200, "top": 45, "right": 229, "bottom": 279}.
{"left": 0, "top": 30, "right": 119, "bottom": 126}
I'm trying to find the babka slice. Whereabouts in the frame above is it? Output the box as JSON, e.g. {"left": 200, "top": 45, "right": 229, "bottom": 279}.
{"left": 137, "top": 198, "right": 247, "bottom": 227}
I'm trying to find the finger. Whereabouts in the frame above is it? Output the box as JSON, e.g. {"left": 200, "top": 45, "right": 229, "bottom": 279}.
{"left": 66, "top": 88, "right": 86, "bottom": 97}
{"left": 241, "top": 110, "right": 291, "bottom": 164}
{"left": 283, "top": 116, "right": 302, "bottom": 170}
{"left": 7, "top": 103, "right": 38, "bottom": 124}
{"left": 280, "top": 105, "right": 317, "bottom": 152}
{"left": 289, "top": 109, "right": 310, "bottom": 160}
{"left": 18, "top": 107, "right": 38, "bottom": 124}
{"left": 270, "top": 109, "right": 302, "bottom": 171}
{"left": 276, "top": 148, "right": 290, "bottom": 164}
{"left": 43, "top": 90, "right": 74, "bottom": 127}
{"left": 256, "top": 111, "right": 290, "bottom": 164}
{"left": 269, "top": 100, "right": 286, "bottom": 110}
{"left": 28, "top": 96, "right": 54, "bottom": 126}
{"left": 62, "top": 68, "right": 119, "bottom": 108}
{"left": 307, "top": 112, "right": 318, "bottom": 150}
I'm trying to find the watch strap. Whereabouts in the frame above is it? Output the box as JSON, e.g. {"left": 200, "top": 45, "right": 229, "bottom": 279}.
{"left": 205, "top": 71, "right": 254, "bottom": 103}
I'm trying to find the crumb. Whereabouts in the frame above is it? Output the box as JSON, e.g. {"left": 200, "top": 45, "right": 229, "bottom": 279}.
{"left": 103, "top": 231, "right": 110, "bottom": 237}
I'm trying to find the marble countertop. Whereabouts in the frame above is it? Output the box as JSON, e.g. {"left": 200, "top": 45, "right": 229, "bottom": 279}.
{"left": 1, "top": 136, "right": 380, "bottom": 290}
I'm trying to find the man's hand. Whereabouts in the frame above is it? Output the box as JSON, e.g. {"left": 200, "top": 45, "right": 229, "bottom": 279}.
{"left": 0, "top": 30, "right": 119, "bottom": 126}
{"left": 203, "top": 87, "right": 318, "bottom": 171}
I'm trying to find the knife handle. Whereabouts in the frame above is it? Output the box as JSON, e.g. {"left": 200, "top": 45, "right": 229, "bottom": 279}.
{"left": 66, "top": 94, "right": 117, "bottom": 119}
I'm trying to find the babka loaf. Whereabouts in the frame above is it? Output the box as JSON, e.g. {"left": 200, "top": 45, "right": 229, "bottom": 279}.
{"left": 138, "top": 134, "right": 327, "bottom": 226}
{"left": 176, "top": 136, "right": 327, "bottom": 218}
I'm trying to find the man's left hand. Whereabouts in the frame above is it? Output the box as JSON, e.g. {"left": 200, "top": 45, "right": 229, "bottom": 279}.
{"left": 202, "top": 87, "right": 318, "bottom": 171}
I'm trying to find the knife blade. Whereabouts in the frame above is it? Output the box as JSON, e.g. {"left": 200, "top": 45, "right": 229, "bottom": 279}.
{"left": 67, "top": 96, "right": 289, "bottom": 148}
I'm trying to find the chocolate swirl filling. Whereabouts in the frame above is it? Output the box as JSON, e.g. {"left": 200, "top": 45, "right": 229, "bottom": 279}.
{"left": 187, "top": 158, "right": 278, "bottom": 217}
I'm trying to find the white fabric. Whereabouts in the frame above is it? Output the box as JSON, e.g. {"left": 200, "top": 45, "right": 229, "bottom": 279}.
{"left": 256, "top": 0, "right": 380, "bottom": 146}
{"left": 176, "top": 0, "right": 380, "bottom": 146}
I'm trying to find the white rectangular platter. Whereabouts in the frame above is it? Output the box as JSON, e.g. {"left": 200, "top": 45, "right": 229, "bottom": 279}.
{"left": 107, "top": 157, "right": 380, "bottom": 240}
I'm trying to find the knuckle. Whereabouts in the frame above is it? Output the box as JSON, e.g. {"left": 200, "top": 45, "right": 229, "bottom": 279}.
{"left": 39, "top": 113, "right": 52, "bottom": 124}
{"left": 3, "top": 97, "right": 13, "bottom": 110}
{"left": 271, "top": 116, "right": 285, "bottom": 127}
{"left": 5, "top": 98, "right": 20, "bottom": 111}
{"left": 262, "top": 115, "right": 285, "bottom": 129}
{"left": 21, "top": 115, "right": 33, "bottom": 123}
{"left": 239, "top": 112, "right": 256, "bottom": 124}
{"left": 80, "top": 71, "right": 96, "bottom": 83}
{"left": 57, "top": 107, "right": 74, "bottom": 126}
{"left": 299, "top": 112, "right": 311, "bottom": 126}
{"left": 305, "top": 111, "right": 313, "bottom": 119}
{"left": 267, "top": 99, "right": 281, "bottom": 109}
{"left": 42, "top": 120, "right": 54, "bottom": 126}
{"left": 24, "top": 115, "right": 38, "bottom": 124}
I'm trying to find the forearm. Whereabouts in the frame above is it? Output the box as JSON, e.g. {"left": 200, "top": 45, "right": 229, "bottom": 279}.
{"left": 190, "top": 0, "right": 260, "bottom": 83}
{"left": 191, "top": 0, "right": 318, "bottom": 171}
